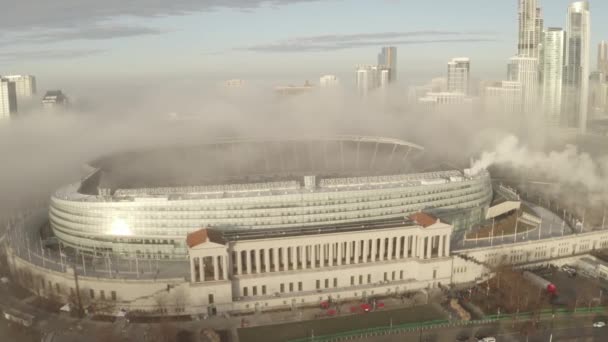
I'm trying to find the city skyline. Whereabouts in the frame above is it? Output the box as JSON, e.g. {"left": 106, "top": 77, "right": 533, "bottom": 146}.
{"left": 0, "top": 0, "right": 607, "bottom": 85}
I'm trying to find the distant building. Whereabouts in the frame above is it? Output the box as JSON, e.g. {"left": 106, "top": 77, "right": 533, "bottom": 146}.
{"left": 319, "top": 75, "right": 339, "bottom": 87}
{"left": 447, "top": 58, "right": 470, "bottom": 95}
{"left": 42, "top": 90, "right": 69, "bottom": 110}
{"left": 0, "top": 78, "right": 18, "bottom": 119}
{"left": 224, "top": 79, "right": 245, "bottom": 87}
{"left": 598, "top": 41, "right": 608, "bottom": 78}
{"left": 417, "top": 92, "right": 472, "bottom": 113}
{"left": 274, "top": 81, "right": 314, "bottom": 96}
{"left": 542, "top": 28, "right": 566, "bottom": 126}
{"left": 355, "top": 65, "right": 389, "bottom": 97}
{"left": 588, "top": 71, "right": 607, "bottom": 118}
{"left": 484, "top": 81, "right": 523, "bottom": 115}
{"left": 2, "top": 75, "right": 36, "bottom": 100}
{"left": 508, "top": 56, "right": 539, "bottom": 114}
{"left": 377, "top": 47, "right": 397, "bottom": 82}
{"left": 563, "top": 0, "right": 590, "bottom": 133}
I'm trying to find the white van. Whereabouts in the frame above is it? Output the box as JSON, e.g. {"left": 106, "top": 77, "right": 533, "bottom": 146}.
{"left": 478, "top": 338, "right": 496, "bottom": 342}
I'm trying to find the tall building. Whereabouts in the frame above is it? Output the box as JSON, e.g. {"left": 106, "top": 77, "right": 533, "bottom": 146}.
{"left": 599, "top": 41, "right": 608, "bottom": 78}
{"left": 542, "top": 28, "right": 565, "bottom": 126}
{"left": 355, "top": 65, "right": 389, "bottom": 96}
{"left": 484, "top": 81, "right": 523, "bottom": 115}
{"left": 377, "top": 47, "right": 397, "bottom": 82}
{"left": 42, "top": 90, "right": 69, "bottom": 110}
{"left": 518, "top": 0, "right": 543, "bottom": 59}
{"left": 447, "top": 58, "right": 470, "bottom": 95}
{"left": 508, "top": 56, "right": 539, "bottom": 114}
{"left": 319, "top": 75, "right": 339, "bottom": 87}
{"left": 2, "top": 75, "right": 36, "bottom": 100}
{"left": 563, "top": 0, "right": 590, "bottom": 133}
{"left": 588, "top": 71, "right": 607, "bottom": 117}
{"left": 0, "top": 79, "right": 18, "bottom": 120}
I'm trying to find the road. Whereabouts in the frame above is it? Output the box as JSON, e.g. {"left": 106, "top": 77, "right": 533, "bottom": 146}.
{"left": 359, "top": 318, "right": 605, "bottom": 341}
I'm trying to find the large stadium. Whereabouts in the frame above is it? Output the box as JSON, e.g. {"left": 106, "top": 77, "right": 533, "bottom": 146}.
{"left": 49, "top": 136, "right": 492, "bottom": 259}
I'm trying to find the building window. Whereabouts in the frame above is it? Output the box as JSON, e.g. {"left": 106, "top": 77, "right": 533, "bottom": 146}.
{"left": 367, "top": 274, "right": 371, "bottom": 284}
{"left": 89, "top": 289, "right": 95, "bottom": 299}
{"left": 350, "top": 276, "right": 355, "bottom": 285}
{"left": 359, "top": 275, "right": 363, "bottom": 285}
{"left": 333, "top": 278, "right": 338, "bottom": 288}
{"left": 316, "top": 280, "right": 320, "bottom": 289}
{"left": 384, "top": 272, "right": 388, "bottom": 281}
{"left": 280, "top": 284, "right": 285, "bottom": 293}
{"left": 298, "top": 282, "right": 303, "bottom": 291}
{"left": 262, "top": 285, "right": 267, "bottom": 295}
{"left": 253, "top": 286, "right": 258, "bottom": 296}
{"left": 324, "top": 279, "right": 329, "bottom": 288}
{"left": 243, "top": 287, "right": 248, "bottom": 296}
{"left": 392, "top": 271, "right": 396, "bottom": 281}
{"left": 100, "top": 290, "right": 105, "bottom": 300}
{"left": 209, "top": 294, "right": 214, "bottom": 304}
{"left": 111, "top": 291, "right": 117, "bottom": 301}
{"left": 289, "top": 283, "right": 294, "bottom": 292}
{"left": 433, "top": 270, "right": 437, "bottom": 279}
{"left": 400, "top": 270, "right": 404, "bottom": 280}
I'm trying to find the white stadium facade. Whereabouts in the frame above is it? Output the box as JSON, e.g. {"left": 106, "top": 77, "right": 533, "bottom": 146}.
{"left": 6, "top": 136, "right": 608, "bottom": 316}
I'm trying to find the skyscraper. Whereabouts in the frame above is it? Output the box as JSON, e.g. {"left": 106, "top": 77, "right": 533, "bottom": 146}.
{"left": 588, "top": 71, "right": 607, "bottom": 118}
{"left": 542, "top": 28, "right": 565, "bottom": 126}
{"left": 0, "top": 79, "right": 18, "bottom": 120}
{"left": 508, "top": 56, "right": 539, "bottom": 114}
{"left": 319, "top": 75, "right": 339, "bottom": 87}
{"left": 518, "top": 0, "right": 543, "bottom": 59}
{"left": 377, "top": 47, "right": 397, "bottom": 82}
{"left": 563, "top": 0, "right": 590, "bottom": 133}
{"left": 484, "top": 81, "right": 523, "bottom": 115}
{"left": 599, "top": 41, "right": 608, "bottom": 78}
{"left": 2, "top": 75, "right": 36, "bottom": 100}
{"left": 447, "top": 58, "right": 470, "bottom": 95}
{"left": 355, "top": 65, "right": 389, "bottom": 96}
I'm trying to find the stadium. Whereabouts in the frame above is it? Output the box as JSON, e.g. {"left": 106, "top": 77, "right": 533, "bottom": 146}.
{"left": 49, "top": 136, "right": 493, "bottom": 259}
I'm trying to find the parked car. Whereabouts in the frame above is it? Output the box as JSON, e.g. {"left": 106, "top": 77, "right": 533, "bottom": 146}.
{"left": 477, "top": 338, "right": 496, "bottom": 342}
{"left": 593, "top": 321, "right": 606, "bottom": 328}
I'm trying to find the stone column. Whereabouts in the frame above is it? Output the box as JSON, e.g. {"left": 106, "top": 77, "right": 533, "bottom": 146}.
{"left": 445, "top": 234, "right": 451, "bottom": 256}
{"left": 223, "top": 255, "right": 229, "bottom": 280}
{"left": 236, "top": 250, "right": 242, "bottom": 275}
{"left": 213, "top": 255, "right": 219, "bottom": 280}
{"left": 255, "top": 249, "right": 262, "bottom": 274}
{"left": 199, "top": 257, "right": 205, "bottom": 281}
{"left": 190, "top": 257, "right": 196, "bottom": 283}
{"left": 371, "top": 239, "right": 377, "bottom": 262}
{"left": 426, "top": 237, "right": 432, "bottom": 259}
{"left": 387, "top": 237, "right": 394, "bottom": 260}
{"left": 337, "top": 242, "right": 343, "bottom": 266}
{"left": 329, "top": 243, "right": 334, "bottom": 267}
{"left": 438, "top": 235, "right": 444, "bottom": 257}
{"left": 379, "top": 238, "right": 385, "bottom": 261}
{"left": 264, "top": 248, "right": 270, "bottom": 272}
{"left": 246, "top": 250, "right": 252, "bottom": 274}
{"left": 345, "top": 241, "right": 351, "bottom": 265}
{"left": 298, "top": 246, "right": 303, "bottom": 269}
{"left": 395, "top": 236, "right": 402, "bottom": 259}
{"left": 290, "top": 246, "right": 296, "bottom": 270}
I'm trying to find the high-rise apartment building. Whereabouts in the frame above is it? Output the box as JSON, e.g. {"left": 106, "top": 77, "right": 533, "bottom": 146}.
{"left": 2, "top": 75, "right": 36, "bottom": 100}
{"left": 377, "top": 47, "right": 397, "bottom": 82}
{"left": 588, "top": 71, "right": 607, "bottom": 118}
{"left": 0, "top": 79, "right": 18, "bottom": 119}
{"left": 542, "top": 28, "right": 565, "bottom": 126}
{"left": 508, "top": 56, "right": 539, "bottom": 114}
{"left": 563, "top": 0, "right": 590, "bottom": 133}
{"left": 447, "top": 58, "right": 470, "bottom": 95}
{"left": 319, "top": 75, "right": 339, "bottom": 87}
{"left": 518, "top": 0, "right": 543, "bottom": 59}
{"left": 599, "top": 41, "right": 608, "bottom": 78}
{"left": 42, "top": 90, "right": 69, "bottom": 110}
{"left": 484, "top": 81, "right": 523, "bottom": 115}
{"left": 356, "top": 65, "right": 389, "bottom": 96}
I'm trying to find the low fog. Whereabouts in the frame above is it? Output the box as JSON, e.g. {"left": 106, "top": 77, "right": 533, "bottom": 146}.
{"left": 1, "top": 79, "right": 606, "bottom": 215}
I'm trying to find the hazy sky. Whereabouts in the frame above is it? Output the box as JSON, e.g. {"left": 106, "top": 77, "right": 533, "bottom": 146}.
{"left": 0, "top": 0, "right": 607, "bottom": 86}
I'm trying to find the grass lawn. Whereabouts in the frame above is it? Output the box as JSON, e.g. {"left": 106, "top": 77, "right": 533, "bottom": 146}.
{"left": 238, "top": 304, "right": 446, "bottom": 342}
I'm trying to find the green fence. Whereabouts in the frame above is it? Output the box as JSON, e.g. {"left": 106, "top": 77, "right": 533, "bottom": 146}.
{"left": 287, "top": 306, "right": 606, "bottom": 342}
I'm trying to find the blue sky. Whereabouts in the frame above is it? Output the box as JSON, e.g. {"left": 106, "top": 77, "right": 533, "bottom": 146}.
{"left": 0, "top": 0, "right": 606, "bottom": 87}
